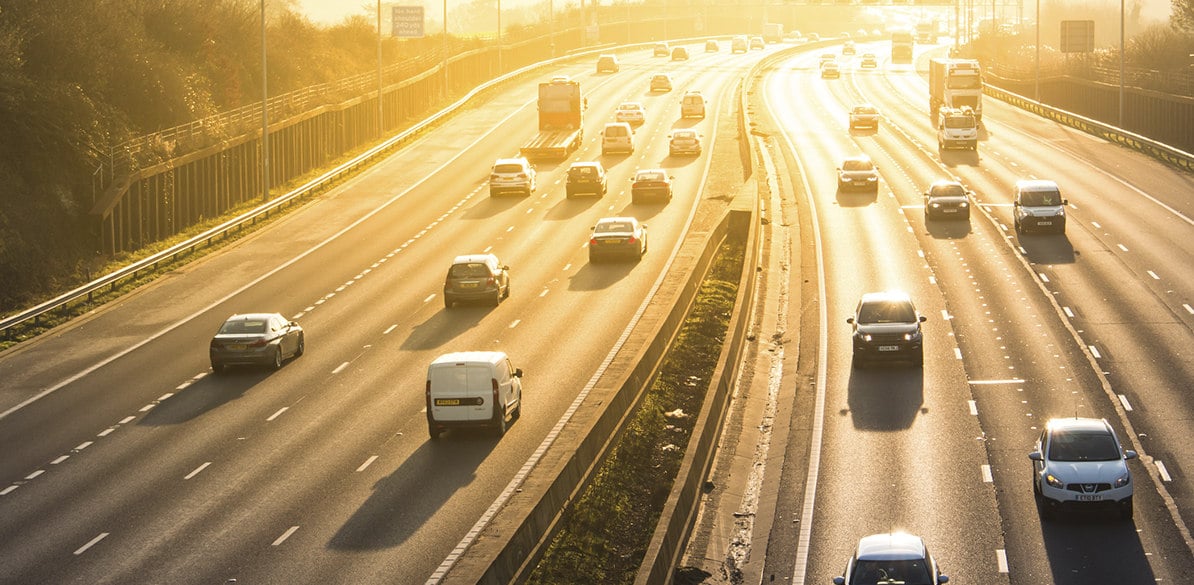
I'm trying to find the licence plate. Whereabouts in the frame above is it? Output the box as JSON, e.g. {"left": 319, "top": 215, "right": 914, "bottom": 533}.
{"left": 878, "top": 345, "right": 899, "bottom": 352}
{"left": 459, "top": 282, "right": 477, "bottom": 288}
{"left": 227, "top": 344, "right": 246, "bottom": 351}
{"left": 603, "top": 238, "right": 624, "bottom": 244}
{"left": 1038, "top": 221, "right": 1052, "bottom": 226}
{"left": 943, "top": 209, "right": 958, "bottom": 213}
{"left": 1076, "top": 494, "right": 1103, "bottom": 501}
{"left": 434, "top": 398, "right": 462, "bottom": 406}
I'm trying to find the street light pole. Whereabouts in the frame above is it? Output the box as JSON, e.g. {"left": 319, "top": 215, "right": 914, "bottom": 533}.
{"left": 498, "top": 0, "right": 502, "bottom": 72}
{"left": 377, "top": 0, "right": 383, "bottom": 138}
{"left": 1035, "top": 0, "right": 1040, "bottom": 101}
{"left": 442, "top": 0, "right": 448, "bottom": 96}
{"left": 261, "top": 0, "right": 269, "bottom": 201}
{"left": 1119, "top": 0, "right": 1125, "bottom": 127}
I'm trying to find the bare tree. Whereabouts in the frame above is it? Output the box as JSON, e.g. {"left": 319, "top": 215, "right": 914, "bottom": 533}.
{"left": 1175, "top": 0, "right": 1194, "bottom": 32}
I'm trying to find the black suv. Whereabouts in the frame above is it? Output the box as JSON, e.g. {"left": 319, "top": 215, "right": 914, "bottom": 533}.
{"left": 847, "top": 291, "right": 927, "bottom": 368}
{"left": 443, "top": 254, "right": 510, "bottom": 308}
{"left": 566, "top": 161, "right": 608, "bottom": 198}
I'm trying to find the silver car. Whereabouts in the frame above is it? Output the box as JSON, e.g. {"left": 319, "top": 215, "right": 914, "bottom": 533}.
{"left": 210, "top": 313, "right": 304, "bottom": 373}
{"left": 834, "top": 533, "right": 948, "bottom": 585}
{"left": 1030, "top": 417, "right": 1137, "bottom": 520}
{"left": 589, "top": 217, "right": 648, "bottom": 262}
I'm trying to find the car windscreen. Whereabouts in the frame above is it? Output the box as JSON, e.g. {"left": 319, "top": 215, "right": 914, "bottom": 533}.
{"left": 945, "top": 116, "right": 975, "bottom": 128}
{"left": 858, "top": 301, "right": 916, "bottom": 324}
{"left": 1049, "top": 430, "right": 1121, "bottom": 461}
{"left": 635, "top": 172, "right": 665, "bottom": 182}
{"left": 494, "top": 164, "right": 525, "bottom": 174}
{"left": 849, "top": 559, "right": 934, "bottom": 585}
{"left": 1020, "top": 189, "right": 1061, "bottom": 206}
{"left": 220, "top": 320, "right": 267, "bottom": 334}
{"left": 449, "top": 263, "right": 490, "bottom": 278}
{"left": 595, "top": 222, "right": 633, "bottom": 234}
{"left": 672, "top": 131, "right": 695, "bottom": 140}
{"left": 853, "top": 107, "right": 877, "bottom": 115}
{"left": 570, "top": 166, "right": 596, "bottom": 178}
{"left": 931, "top": 184, "right": 965, "bottom": 197}
{"left": 842, "top": 160, "right": 873, "bottom": 171}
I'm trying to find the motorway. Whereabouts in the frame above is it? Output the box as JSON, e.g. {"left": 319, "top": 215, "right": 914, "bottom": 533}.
{"left": 728, "top": 39, "right": 1194, "bottom": 585}
{"left": 0, "top": 41, "right": 771, "bottom": 584}
{"left": 3, "top": 32, "right": 1194, "bottom": 585}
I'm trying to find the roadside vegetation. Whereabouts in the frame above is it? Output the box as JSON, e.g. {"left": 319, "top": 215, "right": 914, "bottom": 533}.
{"left": 527, "top": 237, "right": 744, "bottom": 585}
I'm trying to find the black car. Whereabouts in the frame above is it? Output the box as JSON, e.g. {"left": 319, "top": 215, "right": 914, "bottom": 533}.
{"left": 846, "top": 291, "right": 926, "bottom": 368}
{"left": 923, "top": 179, "right": 971, "bottom": 221}
{"left": 210, "top": 313, "right": 304, "bottom": 373}
{"left": 566, "top": 161, "right": 608, "bottom": 198}
{"left": 630, "top": 169, "right": 673, "bottom": 203}
{"left": 837, "top": 156, "right": 879, "bottom": 192}
{"left": 443, "top": 253, "right": 510, "bottom": 308}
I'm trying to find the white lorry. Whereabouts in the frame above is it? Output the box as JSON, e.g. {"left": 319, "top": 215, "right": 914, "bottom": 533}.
{"left": 929, "top": 58, "right": 983, "bottom": 123}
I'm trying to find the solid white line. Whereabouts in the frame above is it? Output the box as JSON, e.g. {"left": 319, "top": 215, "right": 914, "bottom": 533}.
{"left": 1158, "top": 461, "right": 1173, "bottom": 482}
{"left": 51, "top": 455, "right": 69, "bottom": 464}
{"left": 1118, "top": 394, "right": 1133, "bottom": 411}
{"left": 996, "top": 549, "right": 1009, "bottom": 572}
{"left": 25, "top": 470, "right": 44, "bottom": 480}
{"left": 1090, "top": 345, "right": 1102, "bottom": 359}
{"left": 75, "top": 441, "right": 93, "bottom": 451}
{"left": 74, "top": 533, "right": 109, "bottom": 555}
{"left": 1148, "top": 270, "right": 1160, "bottom": 280}
{"left": 0, "top": 485, "right": 17, "bottom": 496}
{"left": 356, "top": 455, "right": 379, "bottom": 472}
{"left": 1063, "top": 306, "right": 1074, "bottom": 318}
{"left": 272, "top": 526, "right": 299, "bottom": 546}
{"left": 332, "top": 362, "right": 350, "bottom": 374}
{"left": 266, "top": 407, "right": 288, "bottom": 421}
{"left": 384, "top": 324, "right": 398, "bottom": 335}
{"left": 968, "top": 400, "right": 978, "bottom": 415}
{"left": 954, "top": 347, "right": 963, "bottom": 360}
{"left": 981, "top": 464, "right": 993, "bottom": 483}
{"left": 185, "top": 462, "right": 212, "bottom": 480}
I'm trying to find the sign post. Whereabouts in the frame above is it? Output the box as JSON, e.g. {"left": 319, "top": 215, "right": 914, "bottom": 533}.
{"left": 392, "top": 5, "right": 424, "bottom": 38}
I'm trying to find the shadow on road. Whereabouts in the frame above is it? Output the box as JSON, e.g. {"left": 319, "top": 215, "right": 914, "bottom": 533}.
{"left": 140, "top": 369, "right": 269, "bottom": 425}
{"left": 842, "top": 365, "right": 925, "bottom": 431}
{"left": 925, "top": 217, "right": 972, "bottom": 239}
{"left": 399, "top": 307, "right": 487, "bottom": 351}
{"left": 1040, "top": 514, "right": 1155, "bottom": 584}
{"left": 1018, "top": 234, "right": 1077, "bottom": 264}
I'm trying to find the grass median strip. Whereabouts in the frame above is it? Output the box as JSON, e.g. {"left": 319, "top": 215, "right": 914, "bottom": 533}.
{"left": 528, "top": 237, "right": 745, "bottom": 585}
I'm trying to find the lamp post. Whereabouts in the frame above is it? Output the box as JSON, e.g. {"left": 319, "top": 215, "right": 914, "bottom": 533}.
{"left": 261, "top": 0, "right": 269, "bottom": 201}
{"left": 377, "top": 0, "right": 383, "bottom": 138}
{"left": 497, "top": 0, "right": 502, "bottom": 72}
{"left": 1035, "top": 0, "right": 1040, "bottom": 102}
{"left": 442, "top": 0, "right": 448, "bottom": 96}
{"left": 1119, "top": 0, "right": 1124, "bottom": 127}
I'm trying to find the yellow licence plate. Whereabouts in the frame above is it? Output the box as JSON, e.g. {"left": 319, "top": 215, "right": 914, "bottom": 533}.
{"left": 434, "top": 398, "right": 462, "bottom": 406}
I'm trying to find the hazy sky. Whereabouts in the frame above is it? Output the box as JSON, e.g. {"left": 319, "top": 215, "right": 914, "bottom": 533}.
{"left": 296, "top": 0, "right": 1174, "bottom": 27}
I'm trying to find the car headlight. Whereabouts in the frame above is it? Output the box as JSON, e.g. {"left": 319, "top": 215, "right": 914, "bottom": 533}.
{"left": 862, "top": 334, "right": 873, "bottom": 342}
{"left": 959, "top": 201, "right": 969, "bottom": 208}
{"left": 1114, "top": 472, "right": 1131, "bottom": 488}
{"left": 1044, "top": 473, "right": 1064, "bottom": 488}
{"left": 930, "top": 202, "right": 941, "bottom": 208}
{"left": 841, "top": 177, "right": 852, "bottom": 182}
{"left": 866, "top": 176, "right": 877, "bottom": 182}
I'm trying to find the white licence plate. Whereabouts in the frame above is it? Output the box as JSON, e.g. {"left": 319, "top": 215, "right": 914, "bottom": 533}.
{"left": 943, "top": 209, "right": 957, "bottom": 213}
{"left": 878, "top": 345, "right": 899, "bottom": 352}
{"left": 1038, "top": 221, "right": 1053, "bottom": 225}
{"left": 459, "top": 282, "right": 477, "bottom": 288}
{"left": 1076, "top": 494, "right": 1103, "bottom": 501}
{"left": 604, "top": 238, "right": 624, "bottom": 244}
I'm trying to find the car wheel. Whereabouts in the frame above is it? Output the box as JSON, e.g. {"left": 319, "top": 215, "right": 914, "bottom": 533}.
{"left": 851, "top": 353, "right": 863, "bottom": 369}
{"left": 913, "top": 349, "right": 924, "bottom": 367}
{"left": 211, "top": 361, "right": 226, "bottom": 375}
{"left": 270, "top": 347, "right": 283, "bottom": 371}
{"left": 443, "top": 295, "right": 453, "bottom": 309}
{"left": 512, "top": 398, "right": 522, "bottom": 421}
{"left": 1120, "top": 497, "right": 1134, "bottom": 521}
{"left": 294, "top": 334, "right": 305, "bottom": 358}
{"left": 428, "top": 422, "right": 441, "bottom": 441}
{"left": 589, "top": 253, "right": 598, "bottom": 264}
{"left": 503, "top": 281, "right": 511, "bottom": 299}
{"left": 492, "top": 290, "right": 502, "bottom": 306}
{"left": 493, "top": 404, "right": 507, "bottom": 437}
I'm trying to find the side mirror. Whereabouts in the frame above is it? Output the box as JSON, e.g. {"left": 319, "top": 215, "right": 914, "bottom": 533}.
{"left": 1013, "top": 201, "right": 1021, "bottom": 207}
{"left": 833, "top": 577, "right": 846, "bottom": 585}
{"left": 938, "top": 576, "right": 949, "bottom": 584}
{"left": 513, "top": 368, "right": 523, "bottom": 378}
{"left": 641, "top": 223, "right": 648, "bottom": 229}
{"left": 846, "top": 317, "right": 855, "bottom": 324}
{"left": 1028, "top": 451, "right": 1043, "bottom": 461}
{"left": 502, "top": 265, "right": 510, "bottom": 270}
{"left": 919, "top": 315, "right": 927, "bottom": 322}
{"left": 1061, "top": 199, "right": 1069, "bottom": 205}
{"left": 1125, "top": 449, "right": 1138, "bottom": 460}
{"left": 289, "top": 321, "right": 299, "bottom": 328}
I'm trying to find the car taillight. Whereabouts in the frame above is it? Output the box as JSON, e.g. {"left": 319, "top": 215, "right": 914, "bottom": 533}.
{"left": 589, "top": 238, "right": 598, "bottom": 246}
{"left": 627, "top": 236, "right": 637, "bottom": 243}
{"left": 486, "top": 277, "right": 496, "bottom": 286}
{"left": 426, "top": 380, "right": 432, "bottom": 406}
{"left": 491, "top": 174, "right": 499, "bottom": 181}
{"left": 492, "top": 378, "right": 500, "bottom": 407}
{"left": 517, "top": 173, "right": 527, "bottom": 179}
{"left": 247, "top": 338, "right": 268, "bottom": 348}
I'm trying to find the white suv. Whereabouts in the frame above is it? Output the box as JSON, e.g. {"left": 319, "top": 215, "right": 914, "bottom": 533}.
{"left": 1030, "top": 417, "right": 1137, "bottom": 521}
{"left": 489, "top": 157, "right": 536, "bottom": 197}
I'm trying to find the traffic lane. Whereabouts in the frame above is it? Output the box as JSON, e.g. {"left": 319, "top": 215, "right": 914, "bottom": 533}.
{"left": 763, "top": 60, "right": 1005, "bottom": 584}
{"left": 0, "top": 49, "right": 759, "bottom": 585}
{"left": 850, "top": 59, "right": 1194, "bottom": 580}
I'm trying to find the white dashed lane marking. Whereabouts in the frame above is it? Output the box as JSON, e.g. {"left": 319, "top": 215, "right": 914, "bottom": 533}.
{"left": 266, "top": 407, "right": 288, "bottom": 422}
{"left": 1118, "top": 394, "right": 1133, "bottom": 411}
{"left": 1185, "top": 304, "right": 1194, "bottom": 314}
{"left": 981, "top": 465, "right": 993, "bottom": 483}
{"left": 185, "top": 462, "right": 212, "bottom": 480}
{"left": 1157, "top": 461, "right": 1173, "bottom": 482}
{"left": 1089, "top": 345, "right": 1102, "bottom": 359}
{"left": 332, "top": 362, "right": 349, "bottom": 375}
{"left": 74, "top": 533, "right": 109, "bottom": 555}
{"left": 996, "top": 549, "right": 1009, "bottom": 573}
{"left": 384, "top": 324, "right": 398, "bottom": 335}
{"left": 968, "top": 400, "right": 978, "bottom": 415}
{"left": 1147, "top": 270, "right": 1160, "bottom": 280}
{"left": 272, "top": 526, "right": 300, "bottom": 546}
{"left": 357, "top": 456, "right": 379, "bottom": 473}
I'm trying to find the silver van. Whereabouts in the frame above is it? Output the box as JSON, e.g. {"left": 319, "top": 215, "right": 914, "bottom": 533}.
{"left": 601, "top": 122, "right": 634, "bottom": 155}
{"left": 1013, "top": 179, "right": 1067, "bottom": 234}
{"left": 680, "top": 91, "right": 706, "bottom": 119}
{"left": 426, "top": 351, "right": 523, "bottom": 439}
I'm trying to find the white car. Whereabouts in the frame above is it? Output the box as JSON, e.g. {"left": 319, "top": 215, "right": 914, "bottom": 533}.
{"left": 489, "top": 157, "right": 536, "bottom": 197}
{"left": 833, "top": 533, "right": 948, "bottom": 585}
{"left": 615, "top": 102, "right": 647, "bottom": 125}
{"left": 1030, "top": 417, "right": 1137, "bottom": 520}
{"left": 668, "top": 129, "right": 703, "bottom": 156}
{"left": 848, "top": 104, "right": 880, "bottom": 130}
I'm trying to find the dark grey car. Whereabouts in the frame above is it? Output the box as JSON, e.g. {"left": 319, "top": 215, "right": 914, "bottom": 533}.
{"left": 923, "top": 180, "right": 971, "bottom": 221}
{"left": 210, "top": 313, "right": 304, "bottom": 373}
{"left": 847, "top": 291, "right": 926, "bottom": 368}
{"left": 443, "top": 253, "right": 510, "bottom": 308}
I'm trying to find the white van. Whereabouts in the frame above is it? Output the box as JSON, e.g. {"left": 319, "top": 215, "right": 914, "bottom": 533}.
{"left": 680, "top": 91, "right": 706, "bottom": 118}
{"left": 426, "top": 351, "right": 523, "bottom": 439}
{"left": 601, "top": 122, "right": 634, "bottom": 155}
